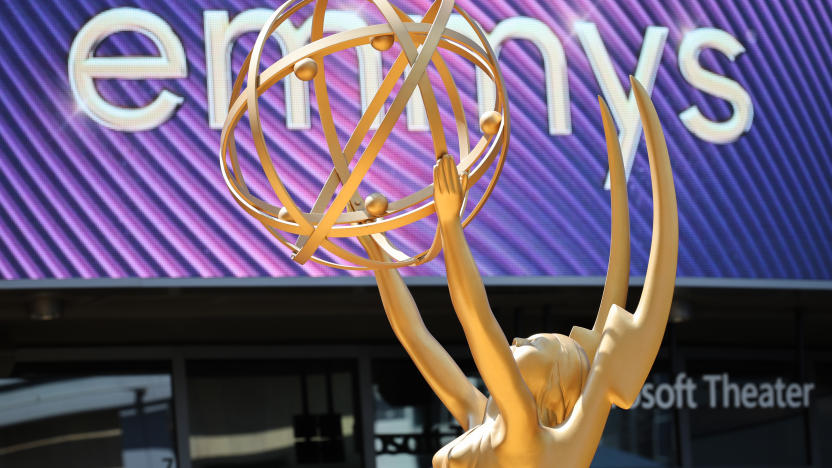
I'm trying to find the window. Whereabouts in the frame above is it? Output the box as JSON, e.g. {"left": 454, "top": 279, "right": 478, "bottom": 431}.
{"left": 186, "top": 360, "right": 362, "bottom": 467}
{"left": 593, "top": 358, "right": 677, "bottom": 467}
{"left": 686, "top": 358, "right": 809, "bottom": 466}
{"left": 0, "top": 363, "right": 176, "bottom": 468}
{"left": 814, "top": 360, "right": 831, "bottom": 466}
{"left": 372, "top": 359, "right": 472, "bottom": 468}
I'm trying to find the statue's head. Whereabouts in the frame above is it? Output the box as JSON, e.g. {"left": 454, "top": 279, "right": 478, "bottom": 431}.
{"left": 511, "top": 333, "right": 590, "bottom": 426}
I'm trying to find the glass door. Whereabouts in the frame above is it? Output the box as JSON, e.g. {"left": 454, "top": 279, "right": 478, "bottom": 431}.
{"left": 186, "top": 359, "right": 363, "bottom": 468}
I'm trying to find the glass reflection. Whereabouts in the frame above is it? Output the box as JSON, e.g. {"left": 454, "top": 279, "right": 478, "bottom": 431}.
{"left": 0, "top": 372, "right": 176, "bottom": 468}
{"left": 186, "top": 360, "right": 361, "bottom": 468}
{"left": 687, "top": 360, "right": 808, "bottom": 466}
{"left": 813, "top": 361, "right": 831, "bottom": 466}
{"left": 592, "top": 365, "right": 676, "bottom": 467}
{"left": 372, "top": 359, "right": 467, "bottom": 468}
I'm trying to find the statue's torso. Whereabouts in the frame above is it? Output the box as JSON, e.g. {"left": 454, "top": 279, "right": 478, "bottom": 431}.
{"left": 433, "top": 419, "right": 499, "bottom": 468}
{"left": 432, "top": 412, "right": 555, "bottom": 468}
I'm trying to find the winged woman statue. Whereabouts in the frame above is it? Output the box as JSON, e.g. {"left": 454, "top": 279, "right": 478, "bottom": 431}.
{"left": 362, "top": 77, "right": 678, "bottom": 468}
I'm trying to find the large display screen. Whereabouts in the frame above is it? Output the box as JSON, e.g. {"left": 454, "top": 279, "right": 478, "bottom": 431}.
{"left": 1, "top": 0, "right": 831, "bottom": 284}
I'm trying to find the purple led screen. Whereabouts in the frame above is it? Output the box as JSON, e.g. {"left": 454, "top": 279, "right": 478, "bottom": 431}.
{"left": 1, "top": 0, "right": 831, "bottom": 282}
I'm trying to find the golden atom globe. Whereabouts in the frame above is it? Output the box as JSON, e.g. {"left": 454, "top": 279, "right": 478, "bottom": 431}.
{"left": 220, "top": 0, "right": 509, "bottom": 270}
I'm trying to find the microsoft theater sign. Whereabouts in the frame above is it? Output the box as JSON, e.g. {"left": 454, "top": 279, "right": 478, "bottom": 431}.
{"left": 633, "top": 373, "right": 816, "bottom": 410}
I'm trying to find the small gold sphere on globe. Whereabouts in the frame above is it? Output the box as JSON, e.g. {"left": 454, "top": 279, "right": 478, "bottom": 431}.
{"left": 479, "top": 111, "right": 503, "bottom": 136}
{"left": 278, "top": 207, "right": 295, "bottom": 223}
{"left": 293, "top": 58, "right": 318, "bottom": 81}
{"left": 371, "top": 34, "right": 395, "bottom": 51}
{"left": 365, "top": 193, "right": 389, "bottom": 218}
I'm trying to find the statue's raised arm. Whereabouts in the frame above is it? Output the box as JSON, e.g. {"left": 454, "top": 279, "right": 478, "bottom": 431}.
{"left": 361, "top": 236, "right": 488, "bottom": 430}
{"left": 434, "top": 154, "right": 542, "bottom": 448}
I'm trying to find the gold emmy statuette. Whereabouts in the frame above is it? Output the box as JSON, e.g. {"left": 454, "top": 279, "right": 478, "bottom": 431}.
{"left": 220, "top": 1, "right": 678, "bottom": 466}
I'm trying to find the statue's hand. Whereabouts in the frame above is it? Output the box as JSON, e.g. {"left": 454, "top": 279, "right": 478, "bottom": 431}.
{"left": 433, "top": 154, "right": 467, "bottom": 227}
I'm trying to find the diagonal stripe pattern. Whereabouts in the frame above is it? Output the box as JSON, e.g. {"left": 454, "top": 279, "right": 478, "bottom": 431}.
{"left": 1, "top": 0, "right": 832, "bottom": 281}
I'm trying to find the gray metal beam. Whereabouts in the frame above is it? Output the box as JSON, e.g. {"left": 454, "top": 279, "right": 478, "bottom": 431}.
{"left": 1, "top": 276, "right": 832, "bottom": 290}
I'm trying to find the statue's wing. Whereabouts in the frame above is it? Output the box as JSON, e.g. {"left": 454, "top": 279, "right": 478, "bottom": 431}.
{"left": 572, "top": 76, "right": 678, "bottom": 408}
{"left": 569, "top": 93, "right": 630, "bottom": 366}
